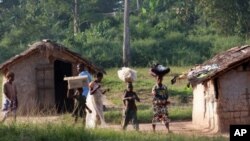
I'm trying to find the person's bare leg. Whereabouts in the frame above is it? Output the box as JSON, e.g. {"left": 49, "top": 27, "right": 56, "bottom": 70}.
{"left": 74, "top": 116, "right": 78, "bottom": 123}
{"left": 165, "top": 122, "right": 169, "bottom": 132}
{"left": 122, "top": 119, "right": 129, "bottom": 130}
{"left": 1, "top": 116, "right": 7, "bottom": 123}
{"left": 152, "top": 124, "right": 156, "bottom": 132}
{"left": 1, "top": 111, "right": 9, "bottom": 123}
{"left": 13, "top": 110, "right": 17, "bottom": 123}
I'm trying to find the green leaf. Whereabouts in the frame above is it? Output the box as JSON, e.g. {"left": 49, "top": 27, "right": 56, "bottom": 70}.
{"left": 141, "top": 7, "right": 147, "bottom": 14}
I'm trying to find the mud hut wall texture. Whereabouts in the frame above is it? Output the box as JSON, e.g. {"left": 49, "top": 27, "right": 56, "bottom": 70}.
{"left": 192, "top": 84, "right": 206, "bottom": 125}
{"left": 1, "top": 52, "right": 52, "bottom": 114}
{"left": 1, "top": 76, "right": 7, "bottom": 110}
{"left": 9, "top": 52, "right": 82, "bottom": 114}
{"left": 192, "top": 81, "right": 218, "bottom": 131}
{"left": 203, "top": 80, "right": 219, "bottom": 132}
{"left": 217, "top": 66, "right": 250, "bottom": 132}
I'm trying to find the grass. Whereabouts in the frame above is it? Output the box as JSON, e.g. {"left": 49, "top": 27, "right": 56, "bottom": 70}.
{"left": 102, "top": 67, "right": 193, "bottom": 123}
{"left": 0, "top": 123, "right": 228, "bottom": 141}
{"left": 103, "top": 67, "right": 192, "bottom": 93}
{"left": 103, "top": 67, "right": 192, "bottom": 105}
{"left": 104, "top": 105, "right": 192, "bottom": 124}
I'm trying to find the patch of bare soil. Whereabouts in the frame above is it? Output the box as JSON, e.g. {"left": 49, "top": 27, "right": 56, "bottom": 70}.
{"left": 107, "top": 121, "right": 229, "bottom": 138}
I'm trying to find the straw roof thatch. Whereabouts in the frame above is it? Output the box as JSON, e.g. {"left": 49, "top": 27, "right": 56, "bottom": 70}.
{"left": 188, "top": 45, "right": 250, "bottom": 85}
{"left": 0, "top": 39, "right": 105, "bottom": 74}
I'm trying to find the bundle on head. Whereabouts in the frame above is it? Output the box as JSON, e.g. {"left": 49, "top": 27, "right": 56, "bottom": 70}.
{"left": 150, "top": 64, "right": 170, "bottom": 78}
{"left": 117, "top": 67, "right": 137, "bottom": 83}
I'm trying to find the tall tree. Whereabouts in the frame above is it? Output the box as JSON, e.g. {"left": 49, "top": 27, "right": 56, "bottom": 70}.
{"left": 136, "top": 0, "right": 140, "bottom": 11}
{"left": 73, "top": 0, "right": 79, "bottom": 35}
{"left": 197, "top": 0, "right": 250, "bottom": 36}
{"left": 123, "top": 0, "right": 130, "bottom": 67}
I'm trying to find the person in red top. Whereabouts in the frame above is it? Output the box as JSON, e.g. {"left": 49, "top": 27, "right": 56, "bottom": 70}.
{"left": 122, "top": 82, "right": 140, "bottom": 131}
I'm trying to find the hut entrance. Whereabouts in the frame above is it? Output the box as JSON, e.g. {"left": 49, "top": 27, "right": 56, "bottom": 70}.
{"left": 54, "top": 60, "right": 73, "bottom": 113}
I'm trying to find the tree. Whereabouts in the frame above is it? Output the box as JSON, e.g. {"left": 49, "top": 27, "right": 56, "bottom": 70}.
{"left": 123, "top": 0, "right": 130, "bottom": 67}
{"left": 73, "top": 0, "right": 79, "bottom": 35}
{"left": 197, "top": 0, "right": 250, "bottom": 37}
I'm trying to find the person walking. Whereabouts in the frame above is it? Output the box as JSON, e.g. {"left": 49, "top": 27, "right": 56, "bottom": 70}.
{"left": 122, "top": 82, "right": 140, "bottom": 131}
{"left": 1, "top": 72, "right": 18, "bottom": 123}
{"left": 151, "top": 76, "right": 170, "bottom": 132}
{"left": 86, "top": 72, "right": 109, "bottom": 128}
{"left": 72, "top": 63, "right": 92, "bottom": 125}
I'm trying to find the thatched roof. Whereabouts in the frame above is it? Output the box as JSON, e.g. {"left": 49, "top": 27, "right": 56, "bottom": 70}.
{"left": 0, "top": 39, "right": 105, "bottom": 74}
{"left": 188, "top": 45, "right": 250, "bottom": 85}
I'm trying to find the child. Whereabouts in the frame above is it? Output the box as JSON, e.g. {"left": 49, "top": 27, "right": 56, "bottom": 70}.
{"left": 152, "top": 76, "right": 170, "bottom": 132}
{"left": 122, "top": 82, "right": 140, "bottom": 130}
{"left": 72, "top": 88, "right": 92, "bottom": 124}
{"left": 1, "top": 72, "right": 18, "bottom": 123}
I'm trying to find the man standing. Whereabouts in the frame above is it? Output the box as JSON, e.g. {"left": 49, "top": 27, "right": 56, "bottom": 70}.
{"left": 1, "top": 72, "right": 18, "bottom": 123}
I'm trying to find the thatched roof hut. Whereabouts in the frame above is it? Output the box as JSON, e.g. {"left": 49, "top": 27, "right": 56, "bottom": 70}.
{"left": 188, "top": 45, "right": 250, "bottom": 133}
{"left": 0, "top": 40, "right": 104, "bottom": 114}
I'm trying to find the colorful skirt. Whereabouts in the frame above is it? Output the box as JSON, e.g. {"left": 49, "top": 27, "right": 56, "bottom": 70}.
{"left": 152, "top": 102, "right": 170, "bottom": 124}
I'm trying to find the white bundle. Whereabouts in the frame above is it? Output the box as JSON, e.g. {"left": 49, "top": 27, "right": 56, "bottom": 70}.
{"left": 117, "top": 67, "right": 137, "bottom": 82}
{"left": 156, "top": 64, "right": 167, "bottom": 71}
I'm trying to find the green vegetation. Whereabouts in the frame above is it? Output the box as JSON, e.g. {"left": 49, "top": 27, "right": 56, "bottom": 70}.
{"left": 0, "top": 66, "right": 220, "bottom": 140}
{"left": 103, "top": 67, "right": 192, "bottom": 92}
{"left": 0, "top": 67, "right": 193, "bottom": 122}
{"left": 0, "top": 123, "right": 227, "bottom": 141}
{"left": 1, "top": 0, "right": 244, "bottom": 139}
{"left": 102, "top": 67, "right": 192, "bottom": 124}
{"left": 0, "top": 0, "right": 249, "bottom": 67}
{"left": 104, "top": 67, "right": 192, "bottom": 105}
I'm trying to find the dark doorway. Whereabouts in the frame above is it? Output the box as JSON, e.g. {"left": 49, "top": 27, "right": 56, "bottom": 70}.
{"left": 54, "top": 60, "right": 74, "bottom": 113}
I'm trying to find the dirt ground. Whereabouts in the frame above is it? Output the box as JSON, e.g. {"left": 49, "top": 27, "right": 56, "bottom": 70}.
{"left": 108, "top": 121, "right": 229, "bottom": 138}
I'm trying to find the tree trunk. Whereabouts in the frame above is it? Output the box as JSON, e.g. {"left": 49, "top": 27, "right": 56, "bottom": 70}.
{"left": 123, "top": 0, "right": 130, "bottom": 67}
{"left": 136, "top": 0, "right": 140, "bottom": 11}
{"left": 73, "top": 0, "right": 79, "bottom": 35}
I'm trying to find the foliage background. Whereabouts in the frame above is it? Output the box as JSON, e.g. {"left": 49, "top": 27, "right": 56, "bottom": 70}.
{"left": 0, "top": 0, "right": 249, "bottom": 68}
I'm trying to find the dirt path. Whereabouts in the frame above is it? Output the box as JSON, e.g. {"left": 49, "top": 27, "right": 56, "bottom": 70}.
{"left": 108, "top": 121, "right": 229, "bottom": 138}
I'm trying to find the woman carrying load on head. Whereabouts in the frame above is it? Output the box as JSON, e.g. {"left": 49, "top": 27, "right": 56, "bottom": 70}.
{"left": 150, "top": 64, "right": 170, "bottom": 132}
